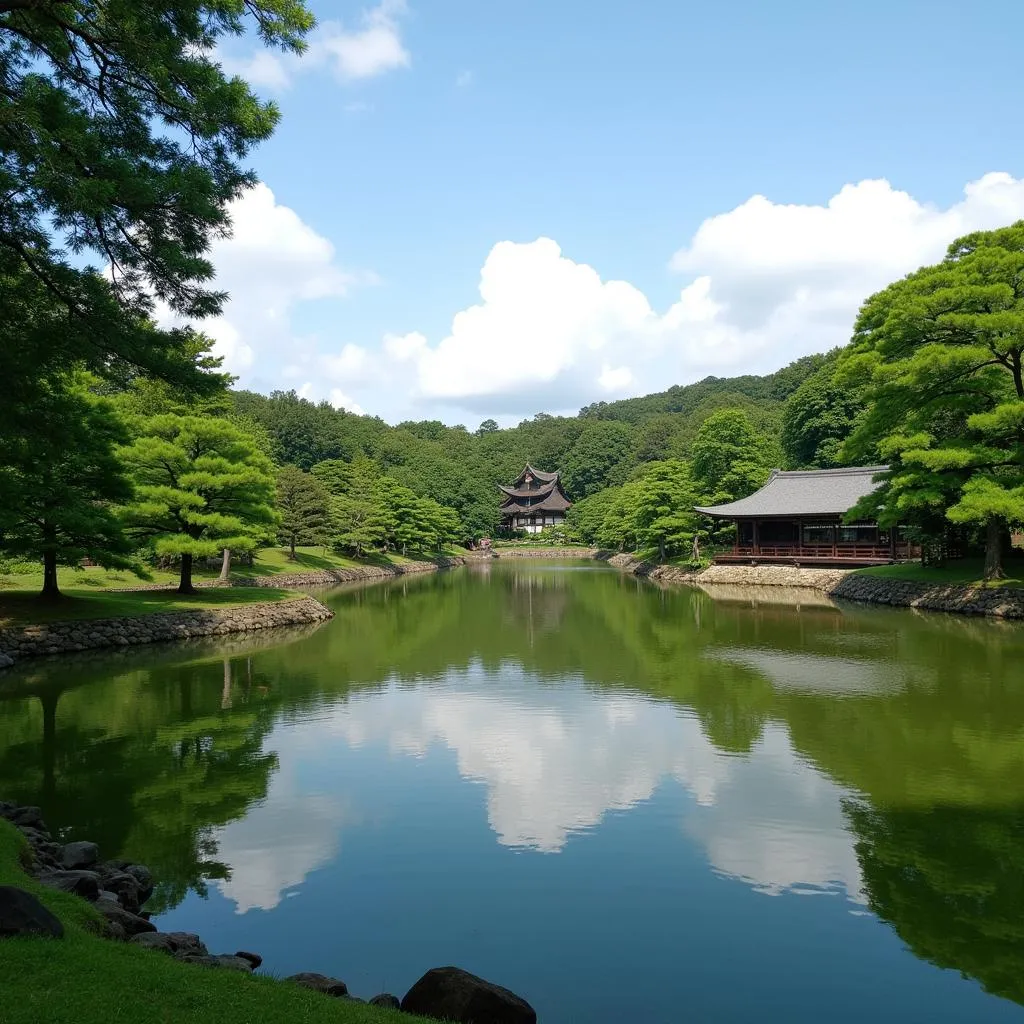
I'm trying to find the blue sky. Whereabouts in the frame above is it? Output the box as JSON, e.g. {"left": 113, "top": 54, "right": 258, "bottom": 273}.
{"left": 195, "top": 0, "right": 1024, "bottom": 426}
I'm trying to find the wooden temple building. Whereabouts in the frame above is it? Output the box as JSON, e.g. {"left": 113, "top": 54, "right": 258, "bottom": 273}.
{"left": 499, "top": 464, "right": 572, "bottom": 534}
{"left": 695, "top": 465, "right": 913, "bottom": 567}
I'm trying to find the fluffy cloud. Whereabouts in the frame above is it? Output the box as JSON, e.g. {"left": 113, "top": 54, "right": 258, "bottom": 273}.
{"left": 218, "top": 0, "right": 410, "bottom": 91}
{"left": 156, "top": 183, "right": 365, "bottom": 380}
{"left": 389, "top": 172, "right": 1024, "bottom": 416}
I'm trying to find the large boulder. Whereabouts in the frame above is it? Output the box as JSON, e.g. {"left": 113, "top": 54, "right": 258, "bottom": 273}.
{"left": 60, "top": 841, "right": 99, "bottom": 870}
{"left": 235, "top": 950, "right": 262, "bottom": 969}
{"left": 0, "top": 651, "right": 14, "bottom": 669}
{"left": 38, "top": 870, "right": 101, "bottom": 901}
{"left": 401, "top": 967, "right": 536, "bottom": 1024}
{"left": 369, "top": 993, "right": 401, "bottom": 1010}
{"left": 286, "top": 972, "right": 349, "bottom": 997}
{"left": 0, "top": 886, "right": 64, "bottom": 939}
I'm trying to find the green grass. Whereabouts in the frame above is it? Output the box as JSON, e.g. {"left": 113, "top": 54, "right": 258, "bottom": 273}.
{"left": 0, "top": 587, "right": 298, "bottom": 628}
{"left": 0, "top": 547, "right": 462, "bottom": 595}
{"left": 0, "top": 819, "right": 428, "bottom": 1024}
{"left": 855, "top": 557, "right": 1024, "bottom": 590}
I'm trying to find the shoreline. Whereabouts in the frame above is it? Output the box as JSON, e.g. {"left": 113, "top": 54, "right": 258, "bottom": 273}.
{"left": 0, "top": 804, "right": 535, "bottom": 1021}
{"left": 608, "top": 555, "right": 1024, "bottom": 620}
{"left": 0, "top": 556, "right": 467, "bottom": 666}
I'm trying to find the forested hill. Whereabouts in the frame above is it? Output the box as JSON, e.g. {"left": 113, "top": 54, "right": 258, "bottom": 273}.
{"left": 231, "top": 347, "right": 855, "bottom": 538}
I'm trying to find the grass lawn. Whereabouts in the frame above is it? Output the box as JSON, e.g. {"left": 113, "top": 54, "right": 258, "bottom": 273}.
{"left": 0, "top": 820, "right": 424, "bottom": 1024}
{"left": 0, "top": 547, "right": 465, "bottom": 603}
{"left": 0, "top": 587, "right": 298, "bottom": 628}
{"left": 855, "top": 557, "right": 1024, "bottom": 590}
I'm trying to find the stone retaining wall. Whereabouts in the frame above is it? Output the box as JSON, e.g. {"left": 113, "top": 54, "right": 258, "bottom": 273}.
{"left": 492, "top": 548, "right": 599, "bottom": 559}
{"left": 230, "top": 555, "right": 465, "bottom": 588}
{"left": 611, "top": 558, "right": 1024, "bottom": 620}
{"left": 830, "top": 573, "right": 1024, "bottom": 618}
{"left": 0, "top": 596, "right": 333, "bottom": 662}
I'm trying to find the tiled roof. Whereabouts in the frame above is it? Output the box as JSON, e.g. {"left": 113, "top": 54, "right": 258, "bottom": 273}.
{"left": 694, "top": 466, "right": 889, "bottom": 518}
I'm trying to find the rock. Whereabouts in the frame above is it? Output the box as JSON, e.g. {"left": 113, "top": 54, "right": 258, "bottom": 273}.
{"left": 96, "top": 900, "right": 156, "bottom": 937}
{"left": 37, "top": 870, "right": 101, "bottom": 901}
{"left": 102, "top": 872, "right": 141, "bottom": 914}
{"left": 286, "top": 972, "right": 349, "bottom": 997}
{"left": 0, "top": 886, "right": 64, "bottom": 939}
{"left": 61, "top": 840, "right": 99, "bottom": 870}
{"left": 129, "top": 932, "right": 176, "bottom": 954}
{"left": 235, "top": 950, "right": 262, "bottom": 969}
{"left": 103, "top": 920, "right": 129, "bottom": 942}
{"left": 401, "top": 967, "right": 536, "bottom": 1024}
{"left": 0, "top": 651, "right": 13, "bottom": 669}
{"left": 7, "top": 806, "right": 45, "bottom": 831}
{"left": 180, "top": 954, "right": 254, "bottom": 972}
{"left": 165, "top": 932, "right": 209, "bottom": 957}
{"left": 130, "top": 931, "right": 209, "bottom": 957}
{"left": 124, "top": 864, "right": 155, "bottom": 903}
{"left": 369, "top": 993, "right": 401, "bottom": 1010}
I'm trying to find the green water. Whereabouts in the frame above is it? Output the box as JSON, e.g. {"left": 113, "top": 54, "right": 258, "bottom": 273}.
{"left": 1, "top": 561, "right": 1024, "bottom": 1022}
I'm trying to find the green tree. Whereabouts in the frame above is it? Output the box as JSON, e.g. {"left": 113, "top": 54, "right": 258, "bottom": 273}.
{"left": 561, "top": 421, "right": 635, "bottom": 498}
{"left": 845, "top": 223, "right": 1024, "bottom": 579}
{"left": 276, "top": 465, "right": 330, "bottom": 558}
{"left": 690, "top": 409, "right": 773, "bottom": 504}
{"left": 329, "top": 495, "right": 388, "bottom": 556}
{"left": 120, "top": 414, "right": 276, "bottom": 593}
{"left": 476, "top": 418, "right": 500, "bottom": 435}
{"left": 781, "top": 353, "right": 869, "bottom": 468}
{"left": 0, "top": 1, "right": 313, "bottom": 404}
{"left": 630, "top": 461, "right": 699, "bottom": 561}
{"left": 0, "top": 374, "right": 134, "bottom": 598}
{"left": 310, "top": 458, "right": 354, "bottom": 496}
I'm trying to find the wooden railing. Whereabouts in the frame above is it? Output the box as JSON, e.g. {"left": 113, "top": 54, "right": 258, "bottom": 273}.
{"left": 732, "top": 543, "right": 909, "bottom": 560}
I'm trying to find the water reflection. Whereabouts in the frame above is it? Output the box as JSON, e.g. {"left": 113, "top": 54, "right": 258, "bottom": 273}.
{"left": 2, "top": 564, "right": 1024, "bottom": 1021}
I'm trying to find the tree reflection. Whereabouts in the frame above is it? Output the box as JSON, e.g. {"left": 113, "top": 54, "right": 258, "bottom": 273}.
{"left": 845, "top": 799, "right": 1024, "bottom": 1007}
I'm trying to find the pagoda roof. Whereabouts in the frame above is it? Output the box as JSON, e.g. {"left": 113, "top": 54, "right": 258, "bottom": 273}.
{"left": 498, "top": 480, "right": 559, "bottom": 499}
{"left": 694, "top": 466, "right": 889, "bottom": 519}
{"left": 521, "top": 464, "right": 559, "bottom": 483}
{"left": 500, "top": 490, "right": 571, "bottom": 515}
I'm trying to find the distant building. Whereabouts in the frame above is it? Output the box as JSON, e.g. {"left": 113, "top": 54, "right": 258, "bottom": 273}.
{"left": 695, "top": 465, "right": 915, "bottom": 566}
{"left": 499, "top": 464, "right": 571, "bottom": 534}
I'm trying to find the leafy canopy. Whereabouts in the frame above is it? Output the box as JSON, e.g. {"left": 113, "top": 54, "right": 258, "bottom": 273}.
{"left": 120, "top": 414, "right": 277, "bottom": 584}
{"left": 845, "top": 222, "right": 1024, "bottom": 573}
{"left": 0, "top": 0, "right": 313, "bottom": 393}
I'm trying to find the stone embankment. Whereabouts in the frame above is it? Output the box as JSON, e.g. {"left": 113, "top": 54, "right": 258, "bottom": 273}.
{"left": 231, "top": 555, "right": 466, "bottom": 588}
{"left": 1, "top": 802, "right": 537, "bottom": 1023}
{"left": 490, "top": 548, "right": 599, "bottom": 559}
{"left": 0, "top": 596, "right": 333, "bottom": 663}
{"left": 610, "top": 557, "right": 1024, "bottom": 620}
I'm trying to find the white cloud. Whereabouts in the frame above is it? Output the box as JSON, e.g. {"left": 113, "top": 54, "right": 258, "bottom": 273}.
{"left": 156, "top": 183, "right": 366, "bottom": 380}
{"left": 310, "top": 0, "right": 411, "bottom": 81}
{"left": 217, "top": 0, "right": 410, "bottom": 92}
{"left": 456, "top": 69, "right": 473, "bottom": 88}
{"left": 218, "top": 49, "right": 292, "bottom": 91}
{"left": 317, "top": 666, "right": 864, "bottom": 904}
{"left": 329, "top": 388, "right": 366, "bottom": 415}
{"left": 385, "top": 172, "right": 1024, "bottom": 416}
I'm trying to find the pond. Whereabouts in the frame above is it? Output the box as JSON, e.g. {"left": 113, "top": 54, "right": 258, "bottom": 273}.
{"left": 2, "top": 560, "right": 1024, "bottom": 1023}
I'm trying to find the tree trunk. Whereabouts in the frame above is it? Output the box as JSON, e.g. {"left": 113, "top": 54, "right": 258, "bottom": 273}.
{"left": 658, "top": 537, "right": 666, "bottom": 562}
{"left": 178, "top": 552, "right": 196, "bottom": 594}
{"left": 219, "top": 548, "right": 232, "bottom": 582}
{"left": 288, "top": 535, "right": 296, "bottom": 560}
{"left": 41, "top": 547, "right": 61, "bottom": 600}
{"left": 984, "top": 519, "right": 1007, "bottom": 581}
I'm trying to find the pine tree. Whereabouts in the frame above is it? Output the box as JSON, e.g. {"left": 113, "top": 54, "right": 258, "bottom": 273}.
{"left": 276, "top": 466, "right": 330, "bottom": 559}
{"left": 0, "top": 373, "right": 134, "bottom": 598}
{"left": 120, "top": 414, "right": 276, "bottom": 593}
